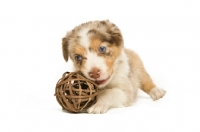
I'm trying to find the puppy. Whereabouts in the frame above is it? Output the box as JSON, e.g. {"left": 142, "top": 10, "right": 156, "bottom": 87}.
{"left": 62, "top": 20, "right": 166, "bottom": 114}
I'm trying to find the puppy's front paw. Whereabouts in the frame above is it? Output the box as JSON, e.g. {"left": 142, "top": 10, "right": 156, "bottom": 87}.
{"left": 87, "top": 102, "right": 109, "bottom": 114}
{"left": 149, "top": 87, "right": 166, "bottom": 101}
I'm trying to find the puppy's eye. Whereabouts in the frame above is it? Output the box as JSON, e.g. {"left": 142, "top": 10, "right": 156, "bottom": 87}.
{"left": 99, "top": 46, "right": 106, "bottom": 53}
{"left": 75, "top": 54, "right": 83, "bottom": 61}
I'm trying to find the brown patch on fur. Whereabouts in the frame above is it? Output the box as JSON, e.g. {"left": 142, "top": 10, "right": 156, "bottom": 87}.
{"left": 105, "top": 31, "right": 123, "bottom": 46}
{"left": 105, "top": 45, "right": 122, "bottom": 71}
{"left": 62, "top": 37, "right": 69, "bottom": 62}
{"left": 88, "top": 29, "right": 109, "bottom": 45}
{"left": 89, "top": 38, "right": 102, "bottom": 52}
{"left": 88, "top": 20, "right": 124, "bottom": 47}
{"left": 125, "top": 49, "right": 156, "bottom": 94}
{"left": 74, "top": 45, "right": 87, "bottom": 57}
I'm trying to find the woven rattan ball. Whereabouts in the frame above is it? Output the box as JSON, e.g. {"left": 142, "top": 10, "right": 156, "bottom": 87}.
{"left": 54, "top": 71, "right": 99, "bottom": 113}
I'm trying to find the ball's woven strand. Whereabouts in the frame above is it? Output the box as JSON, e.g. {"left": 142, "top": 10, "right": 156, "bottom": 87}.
{"left": 54, "top": 71, "right": 99, "bottom": 113}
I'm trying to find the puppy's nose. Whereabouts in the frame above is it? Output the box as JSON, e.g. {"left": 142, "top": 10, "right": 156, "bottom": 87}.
{"left": 88, "top": 68, "right": 101, "bottom": 79}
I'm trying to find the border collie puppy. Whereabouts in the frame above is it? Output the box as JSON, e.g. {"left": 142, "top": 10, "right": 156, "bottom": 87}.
{"left": 62, "top": 20, "right": 166, "bottom": 114}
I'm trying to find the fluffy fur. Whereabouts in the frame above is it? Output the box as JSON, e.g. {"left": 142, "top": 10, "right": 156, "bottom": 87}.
{"left": 62, "top": 20, "right": 166, "bottom": 114}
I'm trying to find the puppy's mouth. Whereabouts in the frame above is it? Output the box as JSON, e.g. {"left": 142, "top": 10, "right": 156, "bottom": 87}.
{"left": 95, "top": 76, "right": 110, "bottom": 85}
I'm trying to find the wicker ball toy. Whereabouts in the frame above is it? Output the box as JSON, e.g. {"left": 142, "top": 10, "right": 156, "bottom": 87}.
{"left": 54, "top": 71, "right": 99, "bottom": 113}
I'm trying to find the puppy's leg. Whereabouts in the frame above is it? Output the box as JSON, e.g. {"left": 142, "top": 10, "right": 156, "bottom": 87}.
{"left": 87, "top": 88, "right": 126, "bottom": 114}
{"left": 140, "top": 71, "right": 166, "bottom": 101}
{"left": 125, "top": 49, "right": 166, "bottom": 101}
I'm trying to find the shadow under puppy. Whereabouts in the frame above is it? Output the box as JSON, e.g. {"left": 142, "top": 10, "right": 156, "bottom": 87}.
{"left": 62, "top": 20, "right": 166, "bottom": 114}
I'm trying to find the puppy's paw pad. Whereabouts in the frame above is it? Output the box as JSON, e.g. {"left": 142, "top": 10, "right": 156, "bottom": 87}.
{"left": 149, "top": 87, "right": 166, "bottom": 101}
{"left": 87, "top": 103, "right": 108, "bottom": 114}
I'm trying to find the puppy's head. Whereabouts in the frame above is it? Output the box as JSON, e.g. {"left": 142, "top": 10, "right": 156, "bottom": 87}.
{"left": 62, "top": 20, "right": 124, "bottom": 88}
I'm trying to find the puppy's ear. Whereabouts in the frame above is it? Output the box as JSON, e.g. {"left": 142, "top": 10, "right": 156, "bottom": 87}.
{"left": 62, "top": 37, "right": 69, "bottom": 62}
{"left": 109, "top": 28, "right": 123, "bottom": 47}
{"left": 104, "top": 21, "right": 124, "bottom": 47}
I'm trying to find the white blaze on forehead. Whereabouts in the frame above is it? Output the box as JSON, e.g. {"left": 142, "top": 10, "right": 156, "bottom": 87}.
{"left": 78, "top": 28, "right": 90, "bottom": 49}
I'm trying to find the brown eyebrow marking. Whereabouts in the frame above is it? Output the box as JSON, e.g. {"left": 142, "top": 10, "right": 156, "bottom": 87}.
{"left": 74, "top": 45, "right": 87, "bottom": 57}
{"left": 87, "top": 29, "right": 123, "bottom": 47}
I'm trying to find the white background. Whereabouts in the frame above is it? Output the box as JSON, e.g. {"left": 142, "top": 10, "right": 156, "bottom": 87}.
{"left": 0, "top": 0, "right": 200, "bottom": 132}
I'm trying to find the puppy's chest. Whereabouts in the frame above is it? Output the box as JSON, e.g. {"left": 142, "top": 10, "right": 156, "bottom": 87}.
{"left": 105, "top": 73, "right": 131, "bottom": 88}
